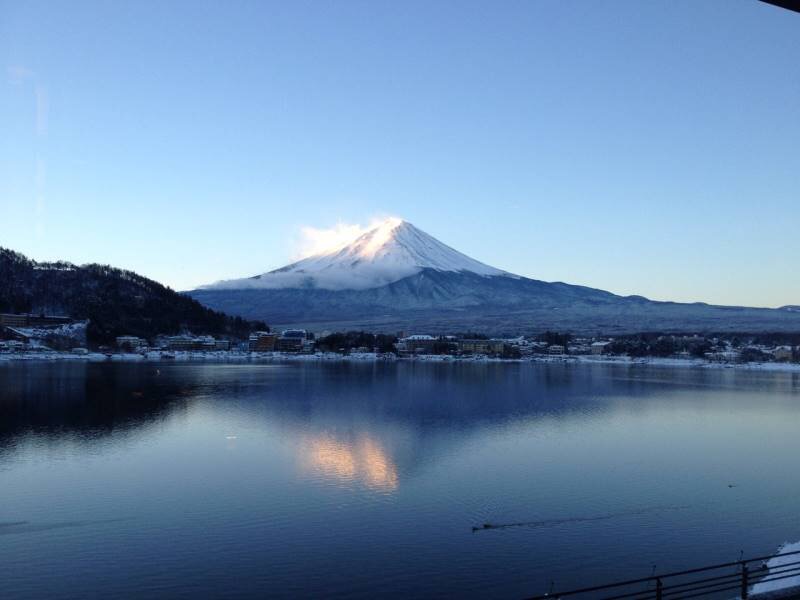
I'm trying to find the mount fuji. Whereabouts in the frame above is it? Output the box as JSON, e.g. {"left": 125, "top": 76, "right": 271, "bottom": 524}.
{"left": 202, "top": 218, "right": 512, "bottom": 292}
{"left": 189, "top": 219, "right": 800, "bottom": 334}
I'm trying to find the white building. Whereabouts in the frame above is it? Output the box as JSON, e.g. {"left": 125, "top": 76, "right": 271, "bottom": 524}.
{"left": 397, "top": 335, "right": 437, "bottom": 354}
{"left": 116, "top": 335, "right": 146, "bottom": 350}
{"left": 591, "top": 341, "right": 612, "bottom": 355}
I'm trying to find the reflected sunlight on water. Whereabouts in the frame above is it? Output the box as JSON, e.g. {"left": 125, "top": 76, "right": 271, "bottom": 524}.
{"left": 300, "top": 433, "right": 399, "bottom": 492}
{"left": 3, "top": 361, "right": 800, "bottom": 598}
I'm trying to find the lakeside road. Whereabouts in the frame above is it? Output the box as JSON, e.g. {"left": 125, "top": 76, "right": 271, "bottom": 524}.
{"left": 2, "top": 350, "right": 800, "bottom": 373}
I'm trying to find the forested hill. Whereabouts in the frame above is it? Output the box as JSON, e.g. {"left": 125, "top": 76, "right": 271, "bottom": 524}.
{"left": 0, "top": 247, "right": 267, "bottom": 344}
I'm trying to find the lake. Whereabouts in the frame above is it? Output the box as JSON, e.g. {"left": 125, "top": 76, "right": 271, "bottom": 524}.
{"left": 1, "top": 360, "right": 800, "bottom": 598}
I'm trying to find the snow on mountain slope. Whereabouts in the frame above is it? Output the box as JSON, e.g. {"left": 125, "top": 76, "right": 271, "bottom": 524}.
{"left": 189, "top": 219, "right": 800, "bottom": 333}
{"left": 202, "top": 218, "right": 514, "bottom": 291}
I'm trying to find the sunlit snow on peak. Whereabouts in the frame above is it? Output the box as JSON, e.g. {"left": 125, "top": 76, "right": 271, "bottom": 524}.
{"left": 360, "top": 217, "right": 404, "bottom": 258}
{"left": 203, "top": 218, "right": 512, "bottom": 291}
{"left": 296, "top": 217, "right": 404, "bottom": 259}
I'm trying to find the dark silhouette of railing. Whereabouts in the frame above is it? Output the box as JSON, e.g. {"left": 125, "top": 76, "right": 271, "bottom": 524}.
{"left": 527, "top": 549, "right": 800, "bottom": 600}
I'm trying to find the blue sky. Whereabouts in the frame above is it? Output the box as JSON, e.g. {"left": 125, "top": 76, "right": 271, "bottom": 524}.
{"left": 1, "top": 0, "right": 798, "bottom": 307}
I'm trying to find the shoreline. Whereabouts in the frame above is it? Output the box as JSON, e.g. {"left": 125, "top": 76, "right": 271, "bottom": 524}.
{"left": 2, "top": 350, "right": 800, "bottom": 373}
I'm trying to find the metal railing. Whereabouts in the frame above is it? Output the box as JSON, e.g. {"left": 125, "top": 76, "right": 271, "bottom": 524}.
{"left": 527, "top": 549, "right": 800, "bottom": 600}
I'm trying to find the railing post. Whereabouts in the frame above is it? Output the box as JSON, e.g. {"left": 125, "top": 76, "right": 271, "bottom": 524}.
{"left": 655, "top": 577, "right": 663, "bottom": 600}
{"left": 741, "top": 563, "right": 749, "bottom": 599}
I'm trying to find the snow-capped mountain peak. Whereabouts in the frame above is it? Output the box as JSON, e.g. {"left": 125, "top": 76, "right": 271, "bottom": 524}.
{"left": 202, "top": 218, "right": 512, "bottom": 291}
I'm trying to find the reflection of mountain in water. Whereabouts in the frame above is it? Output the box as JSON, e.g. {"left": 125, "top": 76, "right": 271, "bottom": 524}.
{"left": 3, "top": 360, "right": 800, "bottom": 600}
{"left": 2, "top": 361, "right": 796, "bottom": 480}
{"left": 0, "top": 362, "right": 197, "bottom": 456}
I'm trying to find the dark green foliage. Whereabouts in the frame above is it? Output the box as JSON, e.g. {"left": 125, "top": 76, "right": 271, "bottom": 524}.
{"left": 650, "top": 337, "right": 676, "bottom": 357}
{"left": 689, "top": 341, "right": 713, "bottom": 357}
{"left": 502, "top": 345, "right": 521, "bottom": 359}
{"left": 454, "top": 331, "right": 488, "bottom": 340}
{"left": 539, "top": 331, "right": 572, "bottom": 346}
{"left": 750, "top": 332, "right": 800, "bottom": 346}
{"left": 608, "top": 338, "right": 649, "bottom": 357}
{"left": 608, "top": 333, "right": 714, "bottom": 358}
{"left": 375, "top": 334, "right": 398, "bottom": 353}
{"left": 740, "top": 347, "right": 770, "bottom": 363}
{"left": 0, "top": 247, "right": 267, "bottom": 345}
{"left": 315, "top": 331, "right": 397, "bottom": 353}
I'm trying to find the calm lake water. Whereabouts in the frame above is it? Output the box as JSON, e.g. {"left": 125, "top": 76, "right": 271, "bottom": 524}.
{"left": 1, "top": 360, "right": 800, "bottom": 598}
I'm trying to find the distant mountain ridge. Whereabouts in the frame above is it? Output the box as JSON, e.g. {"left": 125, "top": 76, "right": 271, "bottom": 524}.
{"left": 0, "top": 247, "right": 265, "bottom": 344}
{"left": 190, "top": 220, "right": 800, "bottom": 334}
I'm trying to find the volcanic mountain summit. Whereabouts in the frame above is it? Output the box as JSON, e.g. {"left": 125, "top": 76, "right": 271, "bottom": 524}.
{"left": 201, "top": 218, "right": 512, "bottom": 292}
{"left": 190, "top": 219, "right": 800, "bottom": 334}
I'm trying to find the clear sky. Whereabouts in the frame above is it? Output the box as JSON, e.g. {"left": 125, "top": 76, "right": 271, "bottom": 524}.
{"left": 1, "top": 0, "right": 798, "bottom": 307}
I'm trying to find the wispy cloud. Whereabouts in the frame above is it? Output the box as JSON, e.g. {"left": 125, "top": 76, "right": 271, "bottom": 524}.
{"left": 7, "top": 65, "right": 35, "bottom": 83}
{"left": 36, "top": 157, "right": 46, "bottom": 216}
{"left": 294, "top": 222, "right": 369, "bottom": 259}
{"left": 7, "top": 66, "right": 48, "bottom": 137}
{"left": 292, "top": 215, "right": 401, "bottom": 259}
{"left": 35, "top": 84, "right": 48, "bottom": 136}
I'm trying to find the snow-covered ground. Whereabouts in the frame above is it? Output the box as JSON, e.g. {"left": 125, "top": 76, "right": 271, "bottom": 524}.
{"left": 571, "top": 355, "right": 800, "bottom": 372}
{"left": 751, "top": 541, "right": 800, "bottom": 595}
{"left": 0, "top": 350, "right": 393, "bottom": 364}
{"left": 2, "top": 350, "right": 800, "bottom": 372}
{"left": 11, "top": 321, "right": 88, "bottom": 339}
